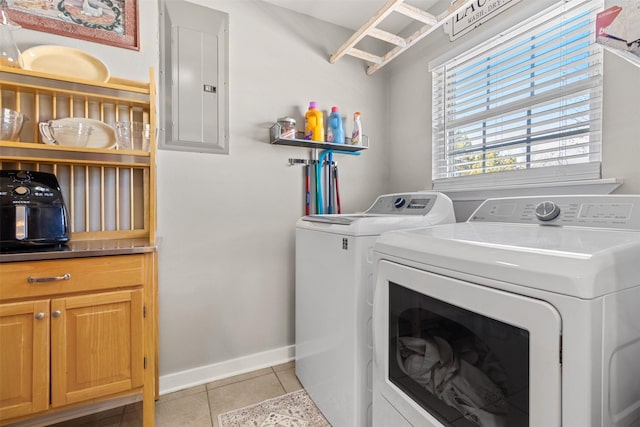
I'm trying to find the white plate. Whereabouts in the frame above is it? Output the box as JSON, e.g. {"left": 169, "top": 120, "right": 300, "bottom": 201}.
{"left": 41, "top": 118, "right": 116, "bottom": 149}
{"left": 19, "top": 45, "right": 110, "bottom": 83}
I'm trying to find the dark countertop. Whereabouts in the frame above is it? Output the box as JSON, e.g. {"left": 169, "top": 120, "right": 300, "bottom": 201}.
{"left": 0, "top": 239, "right": 157, "bottom": 263}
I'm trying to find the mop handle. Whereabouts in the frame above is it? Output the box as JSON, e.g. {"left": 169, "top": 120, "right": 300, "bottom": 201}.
{"left": 334, "top": 163, "right": 341, "bottom": 214}
{"left": 316, "top": 150, "right": 359, "bottom": 214}
{"left": 327, "top": 153, "right": 334, "bottom": 214}
{"left": 305, "top": 164, "right": 310, "bottom": 215}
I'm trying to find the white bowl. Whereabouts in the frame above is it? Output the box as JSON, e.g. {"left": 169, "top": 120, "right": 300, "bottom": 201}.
{"left": 39, "top": 120, "right": 93, "bottom": 147}
{"left": 39, "top": 118, "right": 116, "bottom": 149}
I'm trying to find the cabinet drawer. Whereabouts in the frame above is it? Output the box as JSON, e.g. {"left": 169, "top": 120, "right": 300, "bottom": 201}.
{"left": 0, "top": 255, "right": 147, "bottom": 300}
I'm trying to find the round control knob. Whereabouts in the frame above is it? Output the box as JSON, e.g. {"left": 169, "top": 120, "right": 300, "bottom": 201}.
{"left": 393, "top": 197, "right": 406, "bottom": 209}
{"left": 535, "top": 201, "right": 561, "bottom": 221}
{"left": 14, "top": 171, "right": 31, "bottom": 182}
{"left": 14, "top": 186, "right": 29, "bottom": 196}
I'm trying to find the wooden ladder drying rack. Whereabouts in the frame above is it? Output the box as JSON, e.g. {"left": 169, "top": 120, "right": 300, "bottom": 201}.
{"left": 329, "top": 0, "right": 474, "bottom": 75}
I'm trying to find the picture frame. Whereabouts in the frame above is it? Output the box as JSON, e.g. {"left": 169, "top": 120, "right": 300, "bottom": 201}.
{"left": 8, "top": 0, "right": 139, "bottom": 50}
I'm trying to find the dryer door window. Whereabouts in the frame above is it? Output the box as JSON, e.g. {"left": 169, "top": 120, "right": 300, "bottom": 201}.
{"left": 389, "top": 282, "right": 529, "bottom": 427}
{"left": 374, "top": 261, "right": 561, "bottom": 427}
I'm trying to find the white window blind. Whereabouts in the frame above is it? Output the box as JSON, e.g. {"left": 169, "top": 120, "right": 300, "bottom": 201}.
{"left": 432, "top": 0, "right": 603, "bottom": 191}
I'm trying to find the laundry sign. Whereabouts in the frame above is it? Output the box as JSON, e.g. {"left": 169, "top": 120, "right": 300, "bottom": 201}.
{"left": 444, "top": 0, "right": 521, "bottom": 41}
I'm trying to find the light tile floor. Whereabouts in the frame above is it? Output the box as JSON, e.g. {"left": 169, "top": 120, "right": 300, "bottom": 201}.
{"left": 49, "top": 361, "right": 304, "bottom": 427}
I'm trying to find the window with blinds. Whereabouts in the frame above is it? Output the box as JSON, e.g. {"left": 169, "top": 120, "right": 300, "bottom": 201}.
{"left": 432, "top": 0, "right": 603, "bottom": 191}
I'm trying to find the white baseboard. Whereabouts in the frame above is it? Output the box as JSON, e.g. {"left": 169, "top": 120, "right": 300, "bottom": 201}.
{"left": 159, "top": 345, "right": 296, "bottom": 395}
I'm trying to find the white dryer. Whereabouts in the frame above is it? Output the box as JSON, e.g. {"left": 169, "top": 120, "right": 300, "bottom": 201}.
{"left": 372, "top": 195, "right": 640, "bottom": 427}
{"left": 295, "top": 192, "right": 455, "bottom": 427}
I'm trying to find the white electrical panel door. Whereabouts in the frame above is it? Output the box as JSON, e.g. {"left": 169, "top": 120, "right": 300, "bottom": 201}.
{"left": 159, "top": 0, "right": 229, "bottom": 154}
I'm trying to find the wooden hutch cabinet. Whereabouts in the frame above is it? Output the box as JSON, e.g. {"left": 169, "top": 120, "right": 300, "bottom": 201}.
{"left": 0, "top": 66, "right": 158, "bottom": 427}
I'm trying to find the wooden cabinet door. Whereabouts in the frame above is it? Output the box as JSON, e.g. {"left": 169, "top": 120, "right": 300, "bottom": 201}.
{"left": 50, "top": 290, "right": 144, "bottom": 407}
{"left": 0, "top": 300, "right": 49, "bottom": 420}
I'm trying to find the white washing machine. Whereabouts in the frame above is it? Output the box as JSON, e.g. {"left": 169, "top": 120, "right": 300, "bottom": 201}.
{"left": 295, "top": 192, "right": 455, "bottom": 427}
{"left": 372, "top": 195, "right": 640, "bottom": 427}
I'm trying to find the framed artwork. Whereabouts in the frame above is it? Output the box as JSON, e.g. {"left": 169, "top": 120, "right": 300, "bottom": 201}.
{"left": 8, "top": 0, "right": 139, "bottom": 50}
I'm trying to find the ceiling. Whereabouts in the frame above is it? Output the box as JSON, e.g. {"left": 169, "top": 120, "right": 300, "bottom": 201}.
{"left": 261, "top": 0, "right": 447, "bottom": 32}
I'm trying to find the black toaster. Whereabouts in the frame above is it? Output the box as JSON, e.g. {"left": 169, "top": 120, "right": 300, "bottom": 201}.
{"left": 0, "top": 170, "right": 70, "bottom": 249}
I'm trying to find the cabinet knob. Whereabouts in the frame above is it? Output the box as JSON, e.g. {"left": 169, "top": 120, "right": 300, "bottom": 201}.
{"left": 35, "top": 312, "right": 45, "bottom": 320}
{"left": 52, "top": 310, "right": 62, "bottom": 318}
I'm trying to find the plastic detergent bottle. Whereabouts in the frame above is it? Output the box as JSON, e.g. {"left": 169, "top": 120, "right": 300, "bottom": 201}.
{"left": 326, "top": 106, "right": 345, "bottom": 144}
{"left": 305, "top": 101, "right": 324, "bottom": 141}
{"left": 351, "top": 111, "right": 362, "bottom": 145}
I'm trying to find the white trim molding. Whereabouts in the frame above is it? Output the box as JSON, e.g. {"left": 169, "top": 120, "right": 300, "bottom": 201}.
{"left": 439, "top": 178, "right": 623, "bottom": 201}
{"left": 159, "top": 345, "right": 296, "bottom": 395}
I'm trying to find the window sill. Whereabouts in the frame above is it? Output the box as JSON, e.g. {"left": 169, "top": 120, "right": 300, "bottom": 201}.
{"left": 437, "top": 178, "right": 623, "bottom": 202}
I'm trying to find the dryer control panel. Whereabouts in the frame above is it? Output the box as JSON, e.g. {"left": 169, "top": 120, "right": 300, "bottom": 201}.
{"left": 470, "top": 195, "right": 640, "bottom": 230}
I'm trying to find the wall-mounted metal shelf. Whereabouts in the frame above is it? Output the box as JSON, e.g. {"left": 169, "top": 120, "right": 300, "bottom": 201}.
{"left": 269, "top": 123, "right": 368, "bottom": 152}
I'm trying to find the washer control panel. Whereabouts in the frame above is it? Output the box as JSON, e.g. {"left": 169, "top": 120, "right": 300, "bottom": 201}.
{"left": 366, "top": 193, "right": 438, "bottom": 216}
{"left": 470, "top": 195, "right": 640, "bottom": 230}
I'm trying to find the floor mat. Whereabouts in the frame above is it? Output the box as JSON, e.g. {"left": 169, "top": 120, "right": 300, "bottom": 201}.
{"left": 218, "top": 389, "right": 331, "bottom": 427}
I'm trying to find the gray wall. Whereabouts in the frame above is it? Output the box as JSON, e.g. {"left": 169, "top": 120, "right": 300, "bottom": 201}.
{"left": 602, "top": 51, "right": 640, "bottom": 191}
{"left": 156, "top": 0, "right": 391, "bottom": 388}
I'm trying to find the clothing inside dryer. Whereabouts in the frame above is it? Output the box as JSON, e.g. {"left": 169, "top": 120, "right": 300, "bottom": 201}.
{"left": 388, "top": 282, "right": 530, "bottom": 427}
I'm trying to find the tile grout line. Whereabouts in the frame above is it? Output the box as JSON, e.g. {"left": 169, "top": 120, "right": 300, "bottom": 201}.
{"left": 206, "top": 385, "right": 215, "bottom": 427}
{"left": 209, "top": 366, "right": 284, "bottom": 427}
{"left": 117, "top": 404, "right": 124, "bottom": 427}
{"left": 271, "top": 366, "right": 288, "bottom": 395}
{"left": 207, "top": 370, "right": 278, "bottom": 392}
